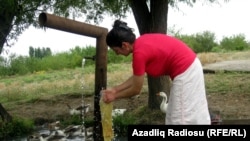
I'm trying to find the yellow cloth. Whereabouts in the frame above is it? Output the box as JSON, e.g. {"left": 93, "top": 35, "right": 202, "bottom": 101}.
{"left": 100, "top": 96, "right": 114, "bottom": 141}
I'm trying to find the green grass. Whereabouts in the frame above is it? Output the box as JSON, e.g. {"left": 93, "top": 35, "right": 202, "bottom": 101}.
{"left": 1, "top": 57, "right": 250, "bottom": 107}
{"left": 0, "top": 51, "right": 250, "bottom": 139}
{"left": 205, "top": 72, "right": 250, "bottom": 95}
{"left": 0, "top": 64, "right": 131, "bottom": 104}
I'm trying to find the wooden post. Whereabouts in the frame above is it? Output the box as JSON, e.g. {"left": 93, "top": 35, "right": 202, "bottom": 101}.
{"left": 39, "top": 12, "right": 108, "bottom": 141}
{"left": 0, "top": 103, "right": 12, "bottom": 122}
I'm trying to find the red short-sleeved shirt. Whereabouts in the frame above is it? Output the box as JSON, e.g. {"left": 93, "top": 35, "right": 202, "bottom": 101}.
{"left": 133, "top": 33, "right": 196, "bottom": 80}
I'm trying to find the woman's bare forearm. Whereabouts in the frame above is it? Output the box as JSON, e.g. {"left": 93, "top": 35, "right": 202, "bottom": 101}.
{"left": 113, "top": 75, "right": 144, "bottom": 99}
{"left": 113, "top": 76, "right": 133, "bottom": 93}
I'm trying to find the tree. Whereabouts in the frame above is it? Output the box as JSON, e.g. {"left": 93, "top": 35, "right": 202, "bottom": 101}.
{"left": 0, "top": 0, "right": 42, "bottom": 53}
{"left": 1, "top": 0, "right": 229, "bottom": 53}
{"left": 29, "top": 46, "right": 35, "bottom": 58}
{"left": 0, "top": 0, "right": 130, "bottom": 54}
{"left": 128, "top": 0, "right": 171, "bottom": 109}
{"left": 29, "top": 46, "right": 52, "bottom": 58}
{"left": 0, "top": 0, "right": 229, "bottom": 140}
{"left": 127, "top": 0, "right": 229, "bottom": 109}
{"left": 220, "top": 34, "right": 250, "bottom": 51}
{"left": 176, "top": 31, "right": 218, "bottom": 53}
{"left": 1, "top": 0, "right": 229, "bottom": 110}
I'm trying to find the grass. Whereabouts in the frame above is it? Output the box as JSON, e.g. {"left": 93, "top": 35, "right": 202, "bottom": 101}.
{"left": 0, "top": 51, "right": 250, "bottom": 109}
{"left": 0, "top": 51, "right": 250, "bottom": 105}
{"left": 0, "top": 51, "right": 250, "bottom": 138}
{"left": 1, "top": 51, "right": 250, "bottom": 104}
{"left": 205, "top": 72, "right": 250, "bottom": 94}
{"left": 0, "top": 66, "right": 93, "bottom": 104}
{"left": 197, "top": 50, "right": 250, "bottom": 65}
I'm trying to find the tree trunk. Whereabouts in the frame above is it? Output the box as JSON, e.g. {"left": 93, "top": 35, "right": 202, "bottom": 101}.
{"left": 129, "top": 0, "right": 171, "bottom": 109}
{"left": 0, "top": 103, "right": 12, "bottom": 122}
{"left": 0, "top": 2, "right": 17, "bottom": 53}
{"left": 147, "top": 75, "right": 170, "bottom": 109}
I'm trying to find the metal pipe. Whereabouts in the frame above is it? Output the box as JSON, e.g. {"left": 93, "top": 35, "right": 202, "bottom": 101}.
{"left": 39, "top": 12, "right": 107, "bottom": 38}
{"left": 38, "top": 12, "right": 108, "bottom": 141}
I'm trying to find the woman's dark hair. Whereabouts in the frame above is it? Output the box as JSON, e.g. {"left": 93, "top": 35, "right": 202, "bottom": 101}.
{"left": 106, "top": 20, "right": 136, "bottom": 48}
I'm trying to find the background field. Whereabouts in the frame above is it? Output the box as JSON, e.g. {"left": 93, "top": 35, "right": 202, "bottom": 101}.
{"left": 0, "top": 51, "right": 250, "bottom": 125}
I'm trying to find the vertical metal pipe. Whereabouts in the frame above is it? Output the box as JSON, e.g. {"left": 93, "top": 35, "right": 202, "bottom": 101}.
{"left": 93, "top": 35, "right": 108, "bottom": 141}
{"left": 38, "top": 12, "right": 108, "bottom": 141}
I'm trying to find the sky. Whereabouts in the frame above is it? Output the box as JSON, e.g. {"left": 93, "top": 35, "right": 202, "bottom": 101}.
{"left": 1, "top": 0, "right": 250, "bottom": 57}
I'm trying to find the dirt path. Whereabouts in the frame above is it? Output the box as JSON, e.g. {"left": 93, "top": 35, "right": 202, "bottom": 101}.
{"left": 203, "top": 60, "right": 250, "bottom": 72}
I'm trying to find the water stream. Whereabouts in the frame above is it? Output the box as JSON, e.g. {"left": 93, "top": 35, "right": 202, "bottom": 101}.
{"left": 5, "top": 58, "right": 128, "bottom": 141}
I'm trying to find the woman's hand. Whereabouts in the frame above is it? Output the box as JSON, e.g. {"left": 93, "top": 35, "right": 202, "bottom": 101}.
{"left": 101, "top": 88, "right": 116, "bottom": 103}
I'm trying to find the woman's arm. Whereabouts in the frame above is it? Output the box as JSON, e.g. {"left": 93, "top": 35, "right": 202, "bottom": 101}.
{"left": 102, "top": 75, "right": 144, "bottom": 103}
{"left": 112, "top": 76, "right": 133, "bottom": 93}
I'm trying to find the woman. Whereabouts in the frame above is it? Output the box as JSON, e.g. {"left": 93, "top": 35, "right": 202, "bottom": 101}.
{"left": 101, "top": 20, "right": 211, "bottom": 125}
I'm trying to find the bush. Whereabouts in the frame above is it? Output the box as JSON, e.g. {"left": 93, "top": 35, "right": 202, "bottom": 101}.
{"left": 1, "top": 32, "right": 249, "bottom": 77}
{"left": 219, "top": 34, "right": 250, "bottom": 51}
{"left": 0, "top": 118, "right": 34, "bottom": 139}
{"left": 113, "top": 114, "right": 137, "bottom": 136}
{"left": 175, "top": 31, "right": 218, "bottom": 53}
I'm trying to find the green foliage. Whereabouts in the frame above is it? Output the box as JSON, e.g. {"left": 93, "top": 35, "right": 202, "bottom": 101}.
{"left": 9, "top": 55, "right": 30, "bottom": 75}
{"left": 1, "top": 0, "right": 130, "bottom": 52}
{"left": 175, "top": 31, "right": 218, "bottom": 53}
{"left": 205, "top": 72, "right": 250, "bottom": 95}
{"left": 59, "top": 113, "right": 94, "bottom": 128}
{"left": 29, "top": 46, "right": 52, "bottom": 58}
{"left": 113, "top": 114, "right": 137, "bottom": 136}
{"left": 0, "top": 31, "right": 249, "bottom": 77}
{"left": 211, "top": 45, "right": 225, "bottom": 52}
{"left": 47, "top": 115, "right": 94, "bottom": 133}
{"left": 0, "top": 45, "right": 132, "bottom": 77}
{"left": 107, "top": 49, "right": 132, "bottom": 63}
{"left": 61, "top": 114, "right": 82, "bottom": 126}
{"left": 174, "top": 31, "right": 250, "bottom": 53}
{"left": 0, "top": 51, "right": 250, "bottom": 138}
{"left": 0, "top": 0, "right": 230, "bottom": 55}
{"left": 175, "top": 34, "right": 199, "bottom": 51}
{"left": 69, "top": 46, "right": 96, "bottom": 67}
{"left": 219, "top": 34, "right": 250, "bottom": 51}
{"left": 0, "top": 118, "right": 34, "bottom": 139}
{"left": 195, "top": 31, "right": 218, "bottom": 52}
{"left": 83, "top": 117, "right": 95, "bottom": 128}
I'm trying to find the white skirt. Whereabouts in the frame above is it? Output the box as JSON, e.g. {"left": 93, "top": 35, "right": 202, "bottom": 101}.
{"left": 165, "top": 58, "right": 211, "bottom": 124}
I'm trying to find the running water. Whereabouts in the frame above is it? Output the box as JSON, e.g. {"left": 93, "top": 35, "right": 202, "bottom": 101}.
{"left": 7, "top": 58, "right": 127, "bottom": 141}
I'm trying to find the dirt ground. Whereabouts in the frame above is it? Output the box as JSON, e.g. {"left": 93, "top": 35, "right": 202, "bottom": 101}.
{"left": 7, "top": 60, "right": 250, "bottom": 125}
{"left": 8, "top": 92, "right": 150, "bottom": 125}
{"left": 8, "top": 89, "right": 250, "bottom": 125}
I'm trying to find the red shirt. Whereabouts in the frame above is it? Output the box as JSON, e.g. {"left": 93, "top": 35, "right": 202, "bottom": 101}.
{"left": 133, "top": 33, "right": 196, "bottom": 80}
